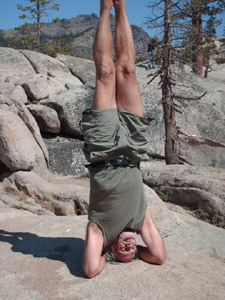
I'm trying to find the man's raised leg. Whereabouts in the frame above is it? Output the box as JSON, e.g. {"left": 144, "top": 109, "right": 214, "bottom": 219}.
{"left": 91, "top": 0, "right": 116, "bottom": 110}
{"left": 114, "top": 0, "right": 143, "bottom": 115}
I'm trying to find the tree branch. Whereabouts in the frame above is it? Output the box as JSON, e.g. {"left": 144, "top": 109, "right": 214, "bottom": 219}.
{"left": 173, "top": 91, "right": 207, "bottom": 101}
{"left": 147, "top": 69, "right": 163, "bottom": 84}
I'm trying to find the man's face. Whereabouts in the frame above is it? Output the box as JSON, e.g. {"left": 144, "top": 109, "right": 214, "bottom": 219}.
{"left": 112, "top": 232, "right": 137, "bottom": 262}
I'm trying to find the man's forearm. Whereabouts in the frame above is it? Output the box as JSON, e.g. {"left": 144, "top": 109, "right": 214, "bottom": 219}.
{"left": 89, "top": 256, "right": 106, "bottom": 278}
{"left": 139, "top": 210, "right": 166, "bottom": 265}
{"left": 138, "top": 245, "right": 166, "bottom": 265}
{"left": 83, "top": 254, "right": 106, "bottom": 278}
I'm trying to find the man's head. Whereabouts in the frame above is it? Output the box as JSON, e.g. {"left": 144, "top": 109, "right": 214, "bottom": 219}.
{"left": 111, "top": 231, "right": 137, "bottom": 262}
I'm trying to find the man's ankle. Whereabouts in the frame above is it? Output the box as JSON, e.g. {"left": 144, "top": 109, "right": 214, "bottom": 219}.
{"left": 113, "top": 0, "right": 125, "bottom": 10}
{"left": 100, "top": 0, "right": 113, "bottom": 12}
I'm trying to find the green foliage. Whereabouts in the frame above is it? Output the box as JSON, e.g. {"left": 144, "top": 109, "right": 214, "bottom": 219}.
{"left": 151, "top": 189, "right": 225, "bottom": 230}
{"left": 40, "top": 39, "right": 70, "bottom": 56}
{"left": 147, "top": 0, "right": 225, "bottom": 75}
{"left": 194, "top": 208, "right": 209, "bottom": 220}
{"left": 152, "top": 187, "right": 172, "bottom": 202}
{"left": 203, "top": 37, "right": 219, "bottom": 66}
{"left": 8, "top": 35, "right": 38, "bottom": 50}
{"left": 212, "top": 214, "right": 225, "bottom": 229}
{"left": 9, "top": 0, "right": 67, "bottom": 55}
{"left": 204, "top": 16, "right": 218, "bottom": 38}
{"left": 194, "top": 209, "right": 225, "bottom": 229}
{"left": 8, "top": 35, "right": 69, "bottom": 56}
{"left": 215, "top": 57, "right": 225, "bottom": 64}
{"left": 15, "top": 23, "right": 36, "bottom": 33}
{"left": 17, "top": 0, "right": 59, "bottom": 20}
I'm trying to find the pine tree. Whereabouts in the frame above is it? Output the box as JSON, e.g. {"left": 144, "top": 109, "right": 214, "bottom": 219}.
{"left": 202, "top": 14, "right": 221, "bottom": 77}
{"left": 190, "top": 0, "right": 225, "bottom": 74}
{"left": 8, "top": 0, "right": 68, "bottom": 55}
{"left": 147, "top": 0, "right": 225, "bottom": 75}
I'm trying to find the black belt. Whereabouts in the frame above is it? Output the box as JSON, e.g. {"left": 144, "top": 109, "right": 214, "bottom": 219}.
{"left": 88, "top": 158, "right": 140, "bottom": 168}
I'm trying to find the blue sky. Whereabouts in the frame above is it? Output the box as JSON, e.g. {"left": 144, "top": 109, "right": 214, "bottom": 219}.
{"left": 1, "top": 0, "right": 224, "bottom": 37}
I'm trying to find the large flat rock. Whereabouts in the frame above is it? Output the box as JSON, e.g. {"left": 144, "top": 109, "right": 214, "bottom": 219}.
{"left": 55, "top": 54, "right": 96, "bottom": 86}
{"left": 0, "top": 47, "right": 35, "bottom": 75}
{"left": 0, "top": 208, "right": 224, "bottom": 300}
{"left": 143, "top": 165, "right": 225, "bottom": 217}
{"left": 0, "top": 110, "right": 47, "bottom": 172}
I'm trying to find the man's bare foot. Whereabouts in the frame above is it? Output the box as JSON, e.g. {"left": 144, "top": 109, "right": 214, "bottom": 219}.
{"left": 101, "top": 0, "right": 113, "bottom": 11}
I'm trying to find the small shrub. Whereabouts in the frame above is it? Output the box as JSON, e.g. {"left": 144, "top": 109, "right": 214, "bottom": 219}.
{"left": 194, "top": 209, "right": 225, "bottom": 229}
{"left": 194, "top": 208, "right": 209, "bottom": 220}
{"left": 215, "top": 57, "right": 225, "bottom": 64}
{"left": 212, "top": 214, "right": 225, "bottom": 229}
{"left": 153, "top": 187, "right": 172, "bottom": 202}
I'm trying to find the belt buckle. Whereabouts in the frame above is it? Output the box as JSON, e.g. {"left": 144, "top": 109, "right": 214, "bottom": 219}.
{"left": 117, "top": 158, "right": 130, "bottom": 166}
{"left": 116, "top": 158, "right": 123, "bottom": 166}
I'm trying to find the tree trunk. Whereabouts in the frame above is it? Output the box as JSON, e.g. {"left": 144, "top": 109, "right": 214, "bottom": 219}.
{"left": 162, "top": 0, "right": 179, "bottom": 164}
{"left": 191, "top": 0, "right": 203, "bottom": 75}
{"left": 37, "top": 0, "right": 41, "bottom": 51}
{"left": 162, "top": 100, "right": 178, "bottom": 164}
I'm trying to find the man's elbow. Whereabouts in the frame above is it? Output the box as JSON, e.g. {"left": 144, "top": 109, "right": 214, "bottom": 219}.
{"left": 83, "top": 265, "right": 99, "bottom": 278}
{"left": 156, "top": 257, "right": 166, "bottom": 265}
{"left": 83, "top": 259, "right": 105, "bottom": 278}
{"left": 84, "top": 271, "right": 96, "bottom": 279}
{"left": 156, "top": 252, "right": 166, "bottom": 265}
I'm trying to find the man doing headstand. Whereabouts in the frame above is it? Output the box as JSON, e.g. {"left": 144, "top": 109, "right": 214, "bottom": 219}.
{"left": 81, "top": 0, "right": 166, "bottom": 278}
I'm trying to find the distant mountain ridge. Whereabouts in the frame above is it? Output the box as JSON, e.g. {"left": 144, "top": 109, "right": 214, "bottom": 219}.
{"left": 0, "top": 14, "right": 151, "bottom": 60}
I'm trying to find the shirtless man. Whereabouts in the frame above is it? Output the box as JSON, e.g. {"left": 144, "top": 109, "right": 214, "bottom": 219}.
{"left": 81, "top": 0, "right": 166, "bottom": 278}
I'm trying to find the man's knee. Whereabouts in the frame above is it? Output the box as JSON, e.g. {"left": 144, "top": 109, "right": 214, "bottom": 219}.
{"left": 116, "top": 64, "right": 136, "bottom": 79}
{"left": 96, "top": 60, "right": 115, "bottom": 83}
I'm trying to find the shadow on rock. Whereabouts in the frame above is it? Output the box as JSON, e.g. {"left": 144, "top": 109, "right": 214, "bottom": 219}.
{"left": 0, "top": 229, "right": 85, "bottom": 278}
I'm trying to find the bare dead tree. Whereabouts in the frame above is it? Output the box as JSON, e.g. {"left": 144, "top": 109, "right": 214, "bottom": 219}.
{"left": 161, "top": 0, "right": 179, "bottom": 164}
{"left": 145, "top": 0, "right": 208, "bottom": 164}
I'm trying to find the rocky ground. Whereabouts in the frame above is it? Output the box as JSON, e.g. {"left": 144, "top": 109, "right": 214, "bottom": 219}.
{"left": 0, "top": 47, "right": 225, "bottom": 299}
{"left": 1, "top": 196, "right": 225, "bottom": 300}
{"left": 1, "top": 172, "right": 225, "bottom": 300}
